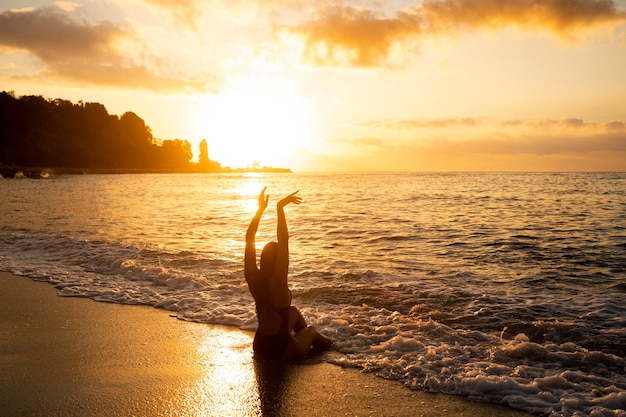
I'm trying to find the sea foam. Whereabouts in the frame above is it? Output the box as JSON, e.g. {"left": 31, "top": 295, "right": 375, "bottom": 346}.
{"left": 2, "top": 172, "right": 625, "bottom": 417}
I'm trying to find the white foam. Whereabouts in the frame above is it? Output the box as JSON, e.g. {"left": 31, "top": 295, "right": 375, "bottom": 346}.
{"left": 2, "top": 172, "right": 626, "bottom": 417}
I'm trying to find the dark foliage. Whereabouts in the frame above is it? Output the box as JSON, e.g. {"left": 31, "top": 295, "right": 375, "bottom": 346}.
{"left": 0, "top": 91, "right": 196, "bottom": 171}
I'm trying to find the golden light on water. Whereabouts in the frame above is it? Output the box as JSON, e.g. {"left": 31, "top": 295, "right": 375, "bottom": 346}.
{"left": 176, "top": 327, "right": 261, "bottom": 417}
{"left": 235, "top": 175, "right": 265, "bottom": 213}
{"left": 198, "top": 331, "right": 259, "bottom": 416}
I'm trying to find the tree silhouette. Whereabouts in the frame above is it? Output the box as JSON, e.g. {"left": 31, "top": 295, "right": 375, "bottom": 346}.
{"left": 199, "top": 138, "right": 209, "bottom": 165}
{"left": 0, "top": 91, "right": 194, "bottom": 171}
{"left": 0, "top": 91, "right": 288, "bottom": 176}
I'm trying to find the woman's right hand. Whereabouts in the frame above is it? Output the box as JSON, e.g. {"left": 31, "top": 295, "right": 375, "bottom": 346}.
{"left": 258, "top": 187, "right": 269, "bottom": 212}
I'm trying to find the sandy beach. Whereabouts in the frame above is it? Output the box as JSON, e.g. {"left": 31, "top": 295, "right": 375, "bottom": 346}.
{"left": 0, "top": 271, "right": 535, "bottom": 417}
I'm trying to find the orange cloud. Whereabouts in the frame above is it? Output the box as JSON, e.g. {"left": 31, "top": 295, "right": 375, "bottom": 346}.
{"left": 606, "top": 121, "right": 626, "bottom": 131}
{"left": 445, "top": 132, "right": 626, "bottom": 155}
{"left": 0, "top": 5, "right": 126, "bottom": 61}
{"left": 0, "top": 5, "right": 217, "bottom": 92}
{"left": 340, "top": 130, "right": 626, "bottom": 156}
{"left": 423, "top": 0, "right": 626, "bottom": 33}
{"left": 339, "top": 115, "right": 626, "bottom": 156}
{"left": 10, "top": 64, "right": 217, "bottom": 94}
{"left": 286, "top": 4, "right": 421, "bottom": 67}
{"left": 501, "top": 118, "right": 625, "bottom": 131}
{"left": 365, "top": 118, "right": 478, "bottom": 129}
{"left": 139, "top": 0, "right": 306, "bottom": 27}
{"left": 287, "top": 0, "right": 626, "bottom": 67}
{"left": 138, "top": 0, "right": 205, "bottom": 27}
{"left": 330, "top": 137, "right": 386, "bottom": 147}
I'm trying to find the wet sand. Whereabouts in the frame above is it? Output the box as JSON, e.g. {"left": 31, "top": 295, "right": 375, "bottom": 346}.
{"left": 0, "top": 272, "right": 535, "bottom": 417}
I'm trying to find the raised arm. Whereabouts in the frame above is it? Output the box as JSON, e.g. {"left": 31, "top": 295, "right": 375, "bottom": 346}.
{"left": 245, "top": 187, "right": 269, "bottom": 284}
{"left": 273, "top": 191, "right": 301, "bottom": 284}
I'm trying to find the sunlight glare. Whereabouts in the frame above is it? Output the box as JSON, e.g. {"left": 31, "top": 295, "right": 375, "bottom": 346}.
{"left": 237, "top": 175, "right": 265, "bottom": 213}
{"left": 192, "top": 85, "right": 315, "bottom": 169}
{"left": 189, "top": 328, "right": 260, "bottom": 416}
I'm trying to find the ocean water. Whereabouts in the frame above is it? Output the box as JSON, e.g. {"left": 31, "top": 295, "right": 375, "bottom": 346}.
{"left": 1, "top": 172, "right": 625, "bottom": 417}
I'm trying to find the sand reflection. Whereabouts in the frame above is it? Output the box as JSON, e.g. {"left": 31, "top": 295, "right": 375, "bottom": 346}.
{"left": 181, "top": 325, "right": 302, "bottom": 417}
{"left": 181, "top": 326, "right": 261, "bottom": 416}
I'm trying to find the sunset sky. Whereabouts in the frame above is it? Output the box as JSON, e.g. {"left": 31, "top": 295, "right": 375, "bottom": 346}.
{"left": 1, "top": 0, "right": 625, "bottom": 171}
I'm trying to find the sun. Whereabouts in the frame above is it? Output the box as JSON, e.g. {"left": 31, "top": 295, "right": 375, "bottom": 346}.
{"left": 191, "top": 84, "right": 315, "bottom": 169}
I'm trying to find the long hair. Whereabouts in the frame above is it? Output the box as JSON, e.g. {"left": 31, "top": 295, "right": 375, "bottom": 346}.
{"left": 259, "top": 241, "right": 278, "bottom": 279}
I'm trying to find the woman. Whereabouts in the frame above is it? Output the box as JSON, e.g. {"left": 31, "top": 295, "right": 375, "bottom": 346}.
{"left": 245, "top": 187, "right": 332, "bottom": 360}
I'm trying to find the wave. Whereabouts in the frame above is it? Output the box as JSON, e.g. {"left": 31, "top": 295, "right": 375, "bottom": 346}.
{"left": 3, "top": 232, "right": 626, "bottom": 416}
{"left": 2, "top": 172, "right": 626, "bottom": 417}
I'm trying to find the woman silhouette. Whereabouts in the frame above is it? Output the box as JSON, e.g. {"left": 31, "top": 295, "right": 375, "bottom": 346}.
{"left": 245, "top": 187, "right": 332, "bottom": 360}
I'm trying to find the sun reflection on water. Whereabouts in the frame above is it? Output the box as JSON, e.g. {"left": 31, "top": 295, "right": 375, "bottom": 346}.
{"left": 236, "top": 174, "right": 265, "bottom": 214}
{"left": 183, "top": 327, "right": 261, "bottom": 417}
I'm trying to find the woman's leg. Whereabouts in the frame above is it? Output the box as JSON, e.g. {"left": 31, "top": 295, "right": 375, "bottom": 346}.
{"left": 289, "top": 306, "right": 307, "bottom": 333}
{"left": 282, "top": 326, "right": 334, "bottom": 361}
{"left": 282, "top": 326, "right": 320, "bottom": 360}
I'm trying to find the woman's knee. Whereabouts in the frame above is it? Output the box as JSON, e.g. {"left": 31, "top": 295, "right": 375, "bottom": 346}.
{"left": 282, "top": 327, "right": 317, "bottom": 360}
{"left": 289, "top": 306, "right": 307, "bottom": 331}
{"left": 282, "top": 339, "right": 309, "bottom": 361}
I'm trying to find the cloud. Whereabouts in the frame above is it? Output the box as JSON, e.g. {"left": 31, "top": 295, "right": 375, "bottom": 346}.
{"left": 341, "top": 116, "right": 626, "bottom": 155}
{"left": 453, "top": 133, "right": 626, "bottom": 155}
{"left": 141, "top": 0, "right": 199, "bottom": 8}
{"left": 606, "top": 121, "right": 626, "bottom": 131}
{"left": 285, "top": 4, "right": 421, "bottom": 67}
{"left": 365, "top": 118, "right": 478, "bottom": 129}
{"left": 420, "top": 0, "right": 626, "bottom": 33}
{"left": 0, "top": 4, "right": 218, "bottom": 92}
{"left": 323, "top": 132, "right": 626, "bottom": 171}
{"left": 286, "top": 0, "right": 626, "bottom": 67}
{"left": 342, "top": 132, "right": 626, "bottom": 157}
{"left": 501, "top": 118, "right": 625, "bottom": 131}
{"left": 330, "top": 137, "right": 386, "bottom": 147}
{"left": 137, "top": 0, "right": 305, "bottom": 28}
{"left": 417, "top": 123, "right": 626, "bottom": 156}
{"left": 364, "top": 116, "right": 624, "bottom": 135}
{"left": 136, "top": 0, "right": 205, "bottom": 28}
{"left": 421, "top": 117, "right": 626, "bottom": 155}
{"left": 0, "top": 5, "right": 127, "bottom": 62}
{"left": 324, "top": 119, "right": 626, "bottom": 171}
{"left": 11, "top": 65, "right": 217, "bottom": 94}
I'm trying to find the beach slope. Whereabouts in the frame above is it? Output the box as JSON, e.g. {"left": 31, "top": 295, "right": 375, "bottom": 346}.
{"left": 0, "top": 272, "right": 534, "bottom": 417}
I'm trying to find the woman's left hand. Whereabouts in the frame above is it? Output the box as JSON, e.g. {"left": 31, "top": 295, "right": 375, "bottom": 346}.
{"left": 277, "top": 191, "right": 301, "bottom": 208}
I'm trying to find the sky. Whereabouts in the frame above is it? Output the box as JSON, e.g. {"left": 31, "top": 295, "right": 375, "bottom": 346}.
{"left": 1, "top": 0, "right": 626, "bottom": 171}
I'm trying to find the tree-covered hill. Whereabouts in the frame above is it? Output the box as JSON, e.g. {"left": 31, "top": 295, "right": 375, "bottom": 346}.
{"left": 0, "top": 91, "right": 216, "bottom": 173}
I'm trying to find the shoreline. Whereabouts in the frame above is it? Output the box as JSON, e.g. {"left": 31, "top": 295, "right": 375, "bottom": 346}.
{"left": 0, "top": 164, "right": 291, "bottom": 179}
{"left": 1, "top": 271, "right": 534, "bottom": 417}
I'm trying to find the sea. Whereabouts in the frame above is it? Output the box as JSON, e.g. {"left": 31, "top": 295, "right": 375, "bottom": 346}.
{"left": 1, "top": 172, "right": 625, "bottom": 417}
